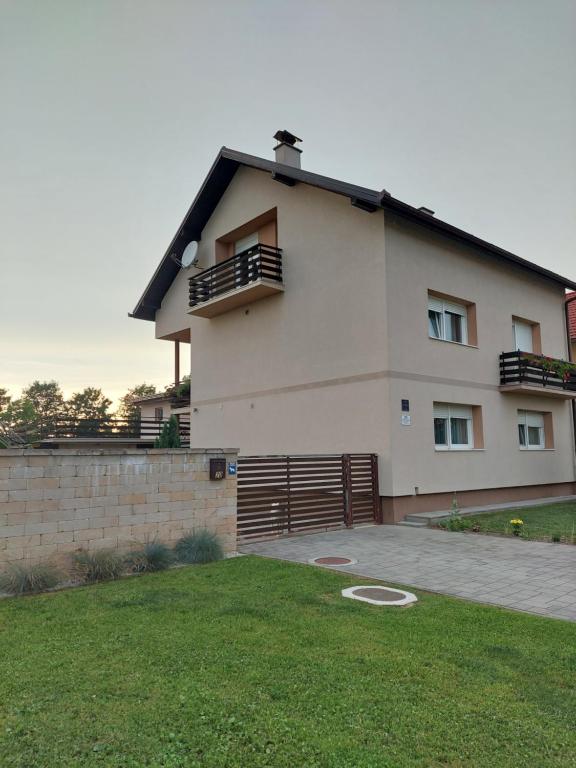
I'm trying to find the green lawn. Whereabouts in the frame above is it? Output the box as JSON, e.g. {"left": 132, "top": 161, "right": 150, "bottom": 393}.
{"left": 1, "top": 557, "right": 575, "bottom": 767}
{"left": 460, "top": 501, "right": 576, "bottom": 543}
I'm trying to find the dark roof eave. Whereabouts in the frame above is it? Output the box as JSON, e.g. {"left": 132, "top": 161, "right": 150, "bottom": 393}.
{"left": 130, "top": 149, "right": 240, "bottom": 320}
{"left": 379, "top": 195, "right": 576, "bottom": 292}
{"left": 130, "top": 149, "right": 576, "bottom": 320}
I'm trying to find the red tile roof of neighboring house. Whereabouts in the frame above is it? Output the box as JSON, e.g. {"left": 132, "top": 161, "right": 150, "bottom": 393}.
{"left": 567, "top": 292, "right": 576, "bottom": 340}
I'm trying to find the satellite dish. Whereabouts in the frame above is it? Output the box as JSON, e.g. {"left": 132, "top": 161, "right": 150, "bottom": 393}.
{"left": 181, "top": 241, "right": 199, "bottom": 268}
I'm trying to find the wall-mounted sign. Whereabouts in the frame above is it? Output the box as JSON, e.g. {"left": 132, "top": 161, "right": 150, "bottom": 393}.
{"left": 228, "top": 461, "right": 237, "bottom": 476}
{"left": 209, "top": 458, "right": 226, "bottom": 480}
{"left": 401, "top": 399, "right": 410, "bottom": 412}
{"left": 401, "top": 413, "right": 411, "bottom": 426}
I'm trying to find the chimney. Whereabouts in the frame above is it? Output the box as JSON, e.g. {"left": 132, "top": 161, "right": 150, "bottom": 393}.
{"left": 273, "top": 130, "right": 302, "bottom": 168}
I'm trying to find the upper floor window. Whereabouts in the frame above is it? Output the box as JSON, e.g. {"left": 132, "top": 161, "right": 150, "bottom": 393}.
{"left": 215, "top": 208, "right": 277, "bottom": 264}
{"left": 518, "top": 410, "right": 551, "bottom": 450}
{"left": 512, "top": 318, "right": 541, "bottom": 354}
{"left": 428, "top": 296, "right": 468, "bottom": 345}
{"left": 154, "top": 407, "right": 164, "bottom": 421}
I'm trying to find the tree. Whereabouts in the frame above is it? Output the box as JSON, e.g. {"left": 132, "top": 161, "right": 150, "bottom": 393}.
{"left": 0, "top": 388, "right": 11, "bottom": 414}
{"left": 66, "top": 388, "right": 112, "bottom": 421}
{"left": 0, "top": 399, "right": 39, "bottom": 443}
{"left": 116, "top": 383, "right": 157, "bottom": 421}
{"left": 20, "top": 381, "right": 65, "bottom": 434}
{"left": 154, "top": 416, "right": 181, "bottom": 448}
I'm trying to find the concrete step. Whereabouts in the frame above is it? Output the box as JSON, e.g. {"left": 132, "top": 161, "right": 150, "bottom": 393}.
{"left": 397, "top": 519, "right": 429, "bottom": 528}
{"left": 404, "top": 514, "right": 432, "bottom": 526}
{"left": 401, "top": 494, "right": 576, "bottom": 526}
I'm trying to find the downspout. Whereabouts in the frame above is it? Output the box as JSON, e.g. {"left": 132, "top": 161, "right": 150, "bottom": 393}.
{"left": 564, "top": 295, "right": 576, "bottom": 469}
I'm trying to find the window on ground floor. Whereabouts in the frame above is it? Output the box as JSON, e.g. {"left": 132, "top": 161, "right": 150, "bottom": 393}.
{"left": 433, "top": 403, "right": 477, "bottom": 450}
{"left": 518, "top": 409, "right": 552, "bottom": 449}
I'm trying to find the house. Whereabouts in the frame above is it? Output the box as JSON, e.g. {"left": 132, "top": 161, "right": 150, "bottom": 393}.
{"left": 132, "top": 380, "right": 191, "bottom": 424}
{"left": 131, "top": 131, "right": 576, "bottom": 522}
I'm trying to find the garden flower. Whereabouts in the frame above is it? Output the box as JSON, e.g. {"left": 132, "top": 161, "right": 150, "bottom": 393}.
{"left": 510, "top": 518, "right": 524, "bottom": 536}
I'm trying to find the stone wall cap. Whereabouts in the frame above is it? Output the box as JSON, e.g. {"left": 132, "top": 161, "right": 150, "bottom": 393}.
{"left": 0, "top": 448, "right": 239, "bottom": 457}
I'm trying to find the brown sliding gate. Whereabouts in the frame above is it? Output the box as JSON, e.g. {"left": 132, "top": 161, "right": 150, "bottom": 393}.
{"left": 237, "top": 454, "right": 380, "bottom": 539}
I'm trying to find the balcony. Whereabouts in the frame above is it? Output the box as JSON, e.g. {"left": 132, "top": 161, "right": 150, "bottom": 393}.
{"left": 30, "top": 416, "right": 191, "bottom": 447}
{"left": 499, "top": 351, "right": 576, "bottom": 399}
{"left": 188, "top": 244, "right": 283, "bottom": 318}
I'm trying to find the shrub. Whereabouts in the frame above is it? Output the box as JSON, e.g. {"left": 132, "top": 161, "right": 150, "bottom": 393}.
{"left": 174, "top": 530, "right": 224, "bottom": 564}
{"left": 439, "top": 514, "right": 470, "bottom": 532}
{"left": 74, "top": 549, "right": 125, "bottom": 583}
{"left": 154, "top": 415, "right": 181, "bottom": 448}
{"left": 129, "top": 540, "right": 174, "bottom": 573}
{"left": 0, "top": 562, "right": 61, "bottom": 595}
{"left": 551, "top": 532, "right": 562, "bottom": 543}
{"left": 175, "top": 379, "right": 190, "bottom": 398}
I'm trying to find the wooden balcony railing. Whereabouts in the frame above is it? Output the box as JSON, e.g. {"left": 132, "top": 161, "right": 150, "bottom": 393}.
{"left": 188, "top": 244, "right": 283, "bottom": 308}
{"left": 500, "top": 351, "right": 576, "bottom": 393}
{"left": 30, "top": 417, "right": 191, "bottom": 442}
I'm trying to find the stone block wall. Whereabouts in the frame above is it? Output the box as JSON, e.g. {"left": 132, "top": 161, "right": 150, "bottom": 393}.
{"left": 0, "top": 449, "right": 238, "bottom": 565}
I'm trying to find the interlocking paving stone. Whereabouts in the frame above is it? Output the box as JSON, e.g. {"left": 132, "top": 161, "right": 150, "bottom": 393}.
{"left": 240, "top": 525, "right": 576, "bottom": 621}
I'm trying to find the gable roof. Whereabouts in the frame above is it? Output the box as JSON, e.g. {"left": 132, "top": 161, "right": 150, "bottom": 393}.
{"left": 130, "top": 148, "right": 576, "bottom": 321}
{"left": 567, "top": 292, "right": 576, "bottom": 340}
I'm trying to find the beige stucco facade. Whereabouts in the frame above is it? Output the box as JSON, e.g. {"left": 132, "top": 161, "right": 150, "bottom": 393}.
{"left": 149, "top": 166, "right": 576, "bottom": 517}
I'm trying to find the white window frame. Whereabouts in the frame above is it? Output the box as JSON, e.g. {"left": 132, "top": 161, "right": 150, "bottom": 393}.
{"left": 433, "top": 404, "right": 474, "bottom": 451}
{"left": 513, "top": 320, "right": 534, "bottom": 353}
{"left": 518, "top": 410, "right": 545, "bottom": 450}
{"left": 428, "top": 296, "right": 468, "bottom": 345}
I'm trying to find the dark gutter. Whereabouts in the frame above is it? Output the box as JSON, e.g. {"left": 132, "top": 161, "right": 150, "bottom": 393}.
{"left": 565, "top": 294, "right": 576, "bottom": 453}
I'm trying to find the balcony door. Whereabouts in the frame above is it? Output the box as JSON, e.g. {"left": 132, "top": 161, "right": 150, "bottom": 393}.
{"left": 234, "top": 233, "right": 259, "bottom": 288}
{"left": 513, "top": 320, "right": 533, "bottom": 353}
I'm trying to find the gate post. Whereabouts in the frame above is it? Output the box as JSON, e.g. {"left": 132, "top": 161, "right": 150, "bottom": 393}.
{"left": 286, "top": 455, "right": 292, "bottom": 533}
{"left": 342, "top": 454, "right": 353, "bottom": 527}
{"left": 371, "top": 454, "right": 382, "bottom": 524}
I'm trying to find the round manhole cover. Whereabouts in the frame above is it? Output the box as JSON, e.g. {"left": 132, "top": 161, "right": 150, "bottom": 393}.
{"left": 309, "top": 556, "right": 357, "bottom": 566}
{"left": 342, "top": 585, "right": 417, "bottom": 606}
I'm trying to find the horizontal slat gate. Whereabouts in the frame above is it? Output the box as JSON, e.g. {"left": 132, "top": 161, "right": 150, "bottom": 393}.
{"left": 237, "top": 454, "right": 379, "bottom": 539}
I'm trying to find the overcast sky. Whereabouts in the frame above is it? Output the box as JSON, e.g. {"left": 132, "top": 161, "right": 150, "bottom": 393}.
{"left": 1, "top": 0, "right": 575, "bottom": 404}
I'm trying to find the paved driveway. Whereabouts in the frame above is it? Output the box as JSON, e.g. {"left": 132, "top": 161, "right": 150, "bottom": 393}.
{"left": 240, "top": 524, "right": 576, "bottom": 621}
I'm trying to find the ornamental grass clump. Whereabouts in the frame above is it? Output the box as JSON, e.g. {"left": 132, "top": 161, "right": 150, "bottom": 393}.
{"left": 129, "top": 540, "right": 174, "bottom": 573}
{"left": 174, "top": 530, "right": 224, "bottom": 564}
{"left": 510, "top": 518, "right": 524, "bottom": 537}
{"left": 73, "top": 549, "right": 125, "bottom": 584}
{"left": 0, "top": 562, "right": 62, "bottom": 595}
